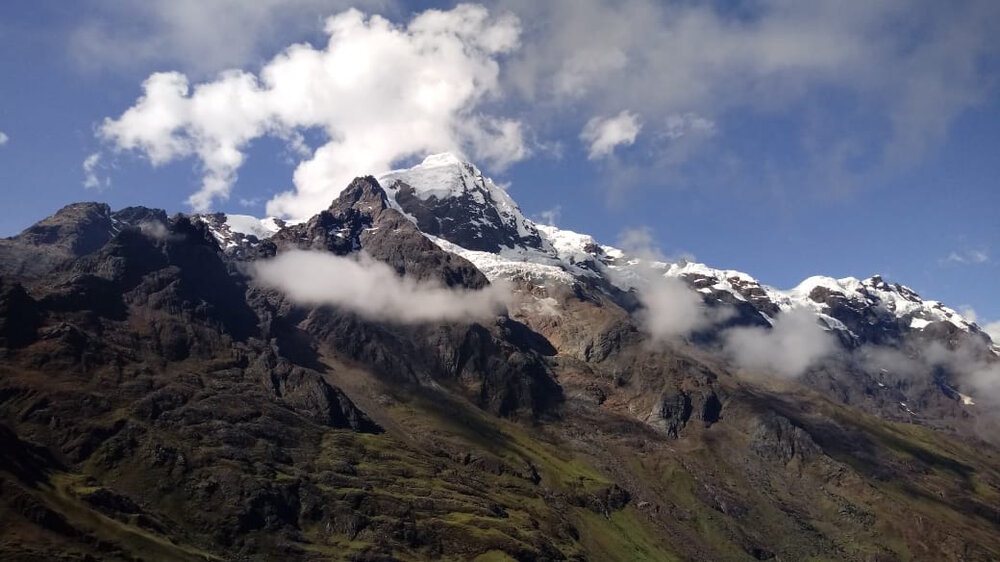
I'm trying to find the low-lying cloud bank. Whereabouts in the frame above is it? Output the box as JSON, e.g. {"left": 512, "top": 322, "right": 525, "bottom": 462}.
{"left": 619, "top": 229, "right": 835, "bottom": 377}
{"left": 920, "top": 342, "right": 1000, "bottom": 403}
{"left": 636, "top": 274, "right": 732, "bottom": 342}
{"left": 723, "top": 308, "right": 837, "bottom": 378}
{"left": 614, "top": 228, "right": 731, "bottom": 341}
{"left": 638, "top": 294, "right": 835, "bottom": 378}
{"left": 252, "top": 250, "right": 511, "bottom": 324}
{"left": 638, "top": 280, "right": 1000, "bottom": 390}
{"left": 856, "top": 339, "right": 1000, "bottom": 403}
{"left": 618, "top": 232, "right": 996, "bottom": 388}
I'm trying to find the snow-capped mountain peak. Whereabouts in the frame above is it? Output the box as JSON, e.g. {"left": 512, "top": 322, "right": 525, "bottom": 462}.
{"left": 379, "top": 152, "right": 479, "bottom": 201}
{"left": 376, "top": 152, "right": 543, "bottom": 253}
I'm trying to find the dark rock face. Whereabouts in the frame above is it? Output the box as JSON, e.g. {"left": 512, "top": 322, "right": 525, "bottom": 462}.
{"left": 453, "top": 321, "right": 562, "bottom": 417}
{"left": 299, "top": 308, "right": 562, "bottom": 419}
{"left": 43, "top": 217, "right": 260, "bottom": 343}
{"left": 0, "top": 202, "right": 117, "bottom": 278}
{"left": 112, "top": 206, "right": 169, "bottom": 226}
{"left": 0, "top": 423, "right": 62, "bottom": 485}
{"left": 392, "top": 181, "right": 543, "bottom": 253}
{"left": 682, "top": 272, "right": 776, "bottom": 331}
{"left": 700, "top": 392, "right": 723, "bottom": 426}
{"left": 581, "top": 318, "right": 636, "bottom": 363}
{"left": 252, "top": 349, "right": 381, "bottom": 433}
{"left": 13, "top": 202, "right": 115, "bottom": 256}
{"left": 0, "top": 279, "right": 39, "bottom": 348}
{"left": 806, "top": 286, "right": 903, "bottom": 346}
{"left": 649, "top": 391, "right": 692, "bottom": 438}
{"left": 0, "top": 204, "right": 377, "bottom": 435}
{"left": 750, "top": 412, "right": 821, "bottom": 464}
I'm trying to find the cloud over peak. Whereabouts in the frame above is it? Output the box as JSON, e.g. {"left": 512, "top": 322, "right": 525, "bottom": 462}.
{"left": 96, "top": 5, "right": 526, "bottom": 219}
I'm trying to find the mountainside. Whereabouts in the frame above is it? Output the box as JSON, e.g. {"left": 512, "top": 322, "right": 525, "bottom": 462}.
{"left": 2, "top": 154, "right": 1000, "bottom": 561}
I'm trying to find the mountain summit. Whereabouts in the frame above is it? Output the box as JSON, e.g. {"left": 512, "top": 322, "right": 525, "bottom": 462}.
{"left": 378, "top": 153, "right": 545, "bottom": 253}
{"left": 2, "top": 158, "right": 999, "bottom": 561}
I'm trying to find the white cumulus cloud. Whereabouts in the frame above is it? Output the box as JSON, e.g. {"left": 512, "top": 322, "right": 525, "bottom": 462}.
{"left": 96, "top": 5, "right": 526, "bottom": 219}
{"left": 252, "top": 250, "right": 511, "bottom": 324}
{"left": 580, "top": 110, "right": 642, "bottom": 159}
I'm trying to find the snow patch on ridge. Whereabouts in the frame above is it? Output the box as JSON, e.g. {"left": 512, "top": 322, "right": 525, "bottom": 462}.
{"left": 225, "top": 214, "right": 283, "bottom": 240}
{"left": 196, "top": 213, "right": 285, "bottom": 250}
{"left": 428, "top": 235, "right": 578, "bottom": 285}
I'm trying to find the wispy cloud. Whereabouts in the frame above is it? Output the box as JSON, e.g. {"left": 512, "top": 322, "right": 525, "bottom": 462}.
{"left": 943, "top": 249, "right": 989, "bottom": 265}
{"left": 924, "top": 341, "right": 1000, "bottom": 405}
{"left": 963, "top": 307, "right": 1000, "bottom": 344}
{"left": 580, "top": 110, "right": 642, "bottom": 159}
{"left": 505, "top": 0, "right": 1000, "bottom": 194}
{"left": 664, "top": 113, "right": 715, "bottom": 140}
{"left": 611, "top": 227, "right": 726, "bottom": 340}
{"left": 252, "top": 250, "right": 511, "bottom": 324}
{"left": 67, "top": 0, "right": 396, "bottom": 77}
{"left": 637, "top": 274, "right": 732, "bottom": 341}
{"left": 82, "top": 152, "right": 109, "bottom": 190}
{"left": 723, "top": 308, "right": 837, "bottom": 378}
{"left": 536, "top": 205, "right": 562, "bottom": 226}
{"left": 984, "top": 321, "right": 1000, "bottom": 344}
{"left": 0, "top": 131, "right": 8, "bottom": 146}
{"left": 616, "top": 228, "right": 837, "bottom": 376}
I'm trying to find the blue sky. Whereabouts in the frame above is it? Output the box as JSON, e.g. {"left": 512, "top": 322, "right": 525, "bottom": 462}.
{"left": 0, "top": 0, "right": 998, "bottom": 322}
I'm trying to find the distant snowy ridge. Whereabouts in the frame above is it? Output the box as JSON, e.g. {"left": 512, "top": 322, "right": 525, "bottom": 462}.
{"left": 374, "top": 154, "right": 989, "bottom": 347}
{"left": 202, "top": 152, "right": 993, "bottom": 350}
